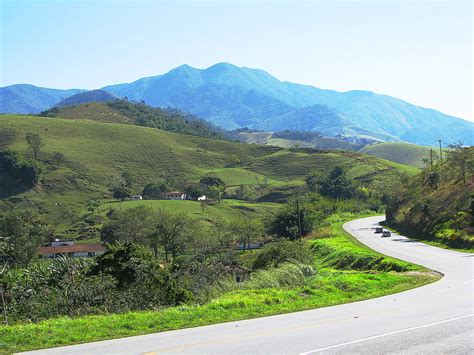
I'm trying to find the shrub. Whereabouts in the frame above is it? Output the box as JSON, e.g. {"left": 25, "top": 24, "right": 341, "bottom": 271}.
{"left": 0, "top": 150, "right": 44, "bottom": 187}
{"left": 244, "top": 262, "right": 316, "bottom": 289}
{"left": 111, "top": 186, "right": 131, "bottom": 200}
{"left": 253, "top": 240, "right": 313, "bottom": 270}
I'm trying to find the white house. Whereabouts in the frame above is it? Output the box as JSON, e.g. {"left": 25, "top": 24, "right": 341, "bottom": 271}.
{"left": 163, "top": 191, "right": 187, "bottom": 200}
{"left": 131, "top": 195, "right": 143, "bottom": 200}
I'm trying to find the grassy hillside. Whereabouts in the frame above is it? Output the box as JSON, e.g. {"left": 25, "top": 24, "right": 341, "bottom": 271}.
{"left": 104, "top": 199, "right": 281, "bottom": 225}
{"left": 39, "top": 102, "right": 132, "bottom": 124}
{"left": 359, "top": 142, "right": 432, "bottom": 168}
{"left": 385, "top": 146, "right": 474, "bottom": 249}
{"left": 0, "top": 115, "right": 416, "bottom": 227}
{"left": 40, "top": 99, "right": 224, "bottom": 139}
{"left": 232, "top": 130, "right": 363, "bottom": 151}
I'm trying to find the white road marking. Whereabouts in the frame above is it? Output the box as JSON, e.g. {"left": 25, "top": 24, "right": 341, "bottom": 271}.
{"left": 300, "top": 313, "right": 474, "bottom": 354}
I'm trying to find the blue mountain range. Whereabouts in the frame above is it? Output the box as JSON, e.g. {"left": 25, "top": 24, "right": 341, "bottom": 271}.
{"left": 1, "top": 63, "right": 472, "bottom": 146}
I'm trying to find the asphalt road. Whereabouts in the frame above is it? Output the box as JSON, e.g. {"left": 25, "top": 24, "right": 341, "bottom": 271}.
{"left": 23, "top": 216, "right": 474, "bottom": 354}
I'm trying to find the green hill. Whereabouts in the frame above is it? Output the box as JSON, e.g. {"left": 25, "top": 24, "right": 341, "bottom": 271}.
{"left": 359, "top": 142, "right": 433, "bottom": 168}
{"left": 231, "top": 130, "right": 365, "bottom": 151}
{"left": 54, "top": 89, "right": 117, "bottom": 108}
{"left": 40, "top": 99, "right": 224, "bottom": 139}
{"left": 0, "top": 115, "right": 416, "bottom": 228}
{"left": 39, "top": 102, "right": 132, "bottom": 124}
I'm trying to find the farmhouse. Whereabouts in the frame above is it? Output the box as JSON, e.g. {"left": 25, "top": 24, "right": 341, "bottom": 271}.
{"left": 38, "top": 240, "right": 106, "bottom": 259}
{"left": 163, "top": 191, "right": 187, "bottom": 200}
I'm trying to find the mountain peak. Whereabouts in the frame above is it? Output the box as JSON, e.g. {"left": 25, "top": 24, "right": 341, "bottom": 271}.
{"left": 206, "top": 62, "right": 238, "bottom": 70}
{"left": 168, "top": 64, "right": 199, "bottom": 74}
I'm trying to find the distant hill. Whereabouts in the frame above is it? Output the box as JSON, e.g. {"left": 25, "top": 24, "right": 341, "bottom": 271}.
{"left": 2, "top": 63, "right": 473, "bottom": 145}
{"left": 0, "top": 84, "right": 84, "bottom": 114}
{"left": 40, "top": 99, "right": 225, "bottom": 139}
{"left": 360, "top": 142, "right": 433, "bottom": 168}
{"left": 54, "top": 89, "right": 117, "bottom": 108}
{"left": 103, "top": 63, "right": 474, "bottom": 146}
{"left": 230, "top": 129, "right": 366, "bottom": 151}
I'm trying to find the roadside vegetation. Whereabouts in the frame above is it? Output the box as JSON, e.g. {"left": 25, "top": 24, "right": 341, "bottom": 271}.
{"left": 385, "top": 144, "right": 473, "bottom": 250}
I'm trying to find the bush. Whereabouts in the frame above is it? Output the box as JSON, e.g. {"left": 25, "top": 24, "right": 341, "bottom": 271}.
{"left": 111, "top": 186, "right": 131, "bottom": 200}
{"left": 244, "top": 262, "right": 316, "bottom": 289}
{"left": 253, "top": 241, "right": 313, "bottom": 270}
{"left": 0, "top": 150, "right": 44, "bottom": 187}
{"left": 306, "top": 166, "right": 355, "bottom": 199}
{"left": 266, "top": 203, "right": 316, "bottom": 240}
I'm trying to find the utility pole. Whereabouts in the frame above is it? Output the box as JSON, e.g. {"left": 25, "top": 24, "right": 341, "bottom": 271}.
{"left": 438, "top": 140, "right": 443, "bottom": 162}
{"left": 296, "top": 198, "right": 302, "bottom": 240}
{"left": 429, "top": 148, "right": 433, "bottom": 170}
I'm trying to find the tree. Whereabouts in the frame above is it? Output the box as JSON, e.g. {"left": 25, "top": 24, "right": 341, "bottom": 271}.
{"left": 210, "top": 219, "right": 236, "bottom": 249}
{"left": 142, "top": 182, "right": 169, "bottom": 199}
{"left": 232, "top": 219, "right": 263, "bottom": 252}
{"left": 207, "top": 185, "right": 224, "bottom": 202}
{"left": 111, "top": 186, "right": 131, "bottom": 200}
{"left": 447, "top": 142, "right": 471, "bottom": 184}
{"left": 184, "top": 184, "right": 204, "bottom": 200}
{"left": 121, "top": 171, "right": 134, "bottom": 188}
{"left": 101, "top": 206, "right": 154, "bottom": 244}
{"left": 199, "top": 176, "right": 225, "bottom": 189}
{"left": 0, "top": 207, "right": 52, "bottom": 267}
{"left": 52, "top": 152, "right": 65, "bottom": 169}
{"left": 267, "top": 201, "right": 314, "bottom": 240}
{"left": 200, "top": 200, "right": 208, "bottom": 214}
{"left": 199, "top": 176, "right": 226, "bottom": 202}
{"left": 148, "top": 210, "right": 194, "bottom": 261}
{"left": 307, "top": 166, "right": 355, "bottom": 199}
{"left": 89, "top": 243, "right": 159, "bottom": 287}
{"left": 25, "top": 132, "right": 45, "bottom": 160}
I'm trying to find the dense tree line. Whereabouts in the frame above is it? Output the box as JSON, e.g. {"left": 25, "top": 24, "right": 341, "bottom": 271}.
{"left": 107, "top": 100, "right": 225, "bottom": 139}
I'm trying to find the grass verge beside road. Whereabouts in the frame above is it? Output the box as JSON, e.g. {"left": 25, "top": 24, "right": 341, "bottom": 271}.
{"left": 382, "top": 223, "right": 474, "bottom": 254}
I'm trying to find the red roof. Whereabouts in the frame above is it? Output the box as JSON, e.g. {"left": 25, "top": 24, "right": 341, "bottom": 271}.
{"left": 38, "top": 243, "right": 106, "bottom": 255}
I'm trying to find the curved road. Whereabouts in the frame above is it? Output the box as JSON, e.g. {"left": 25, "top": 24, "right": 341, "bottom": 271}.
{"left": 23, "top": 216, "right": 474, "bottom": 354}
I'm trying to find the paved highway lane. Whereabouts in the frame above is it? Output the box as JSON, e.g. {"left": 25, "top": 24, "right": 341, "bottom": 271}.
{"left": 22, "top": 216, "right": 474, "bottom": 354}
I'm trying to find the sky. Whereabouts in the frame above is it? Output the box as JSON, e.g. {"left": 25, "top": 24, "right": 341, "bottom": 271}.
{"left": 1, "top": 0, "right": 472, "bottom": 121}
